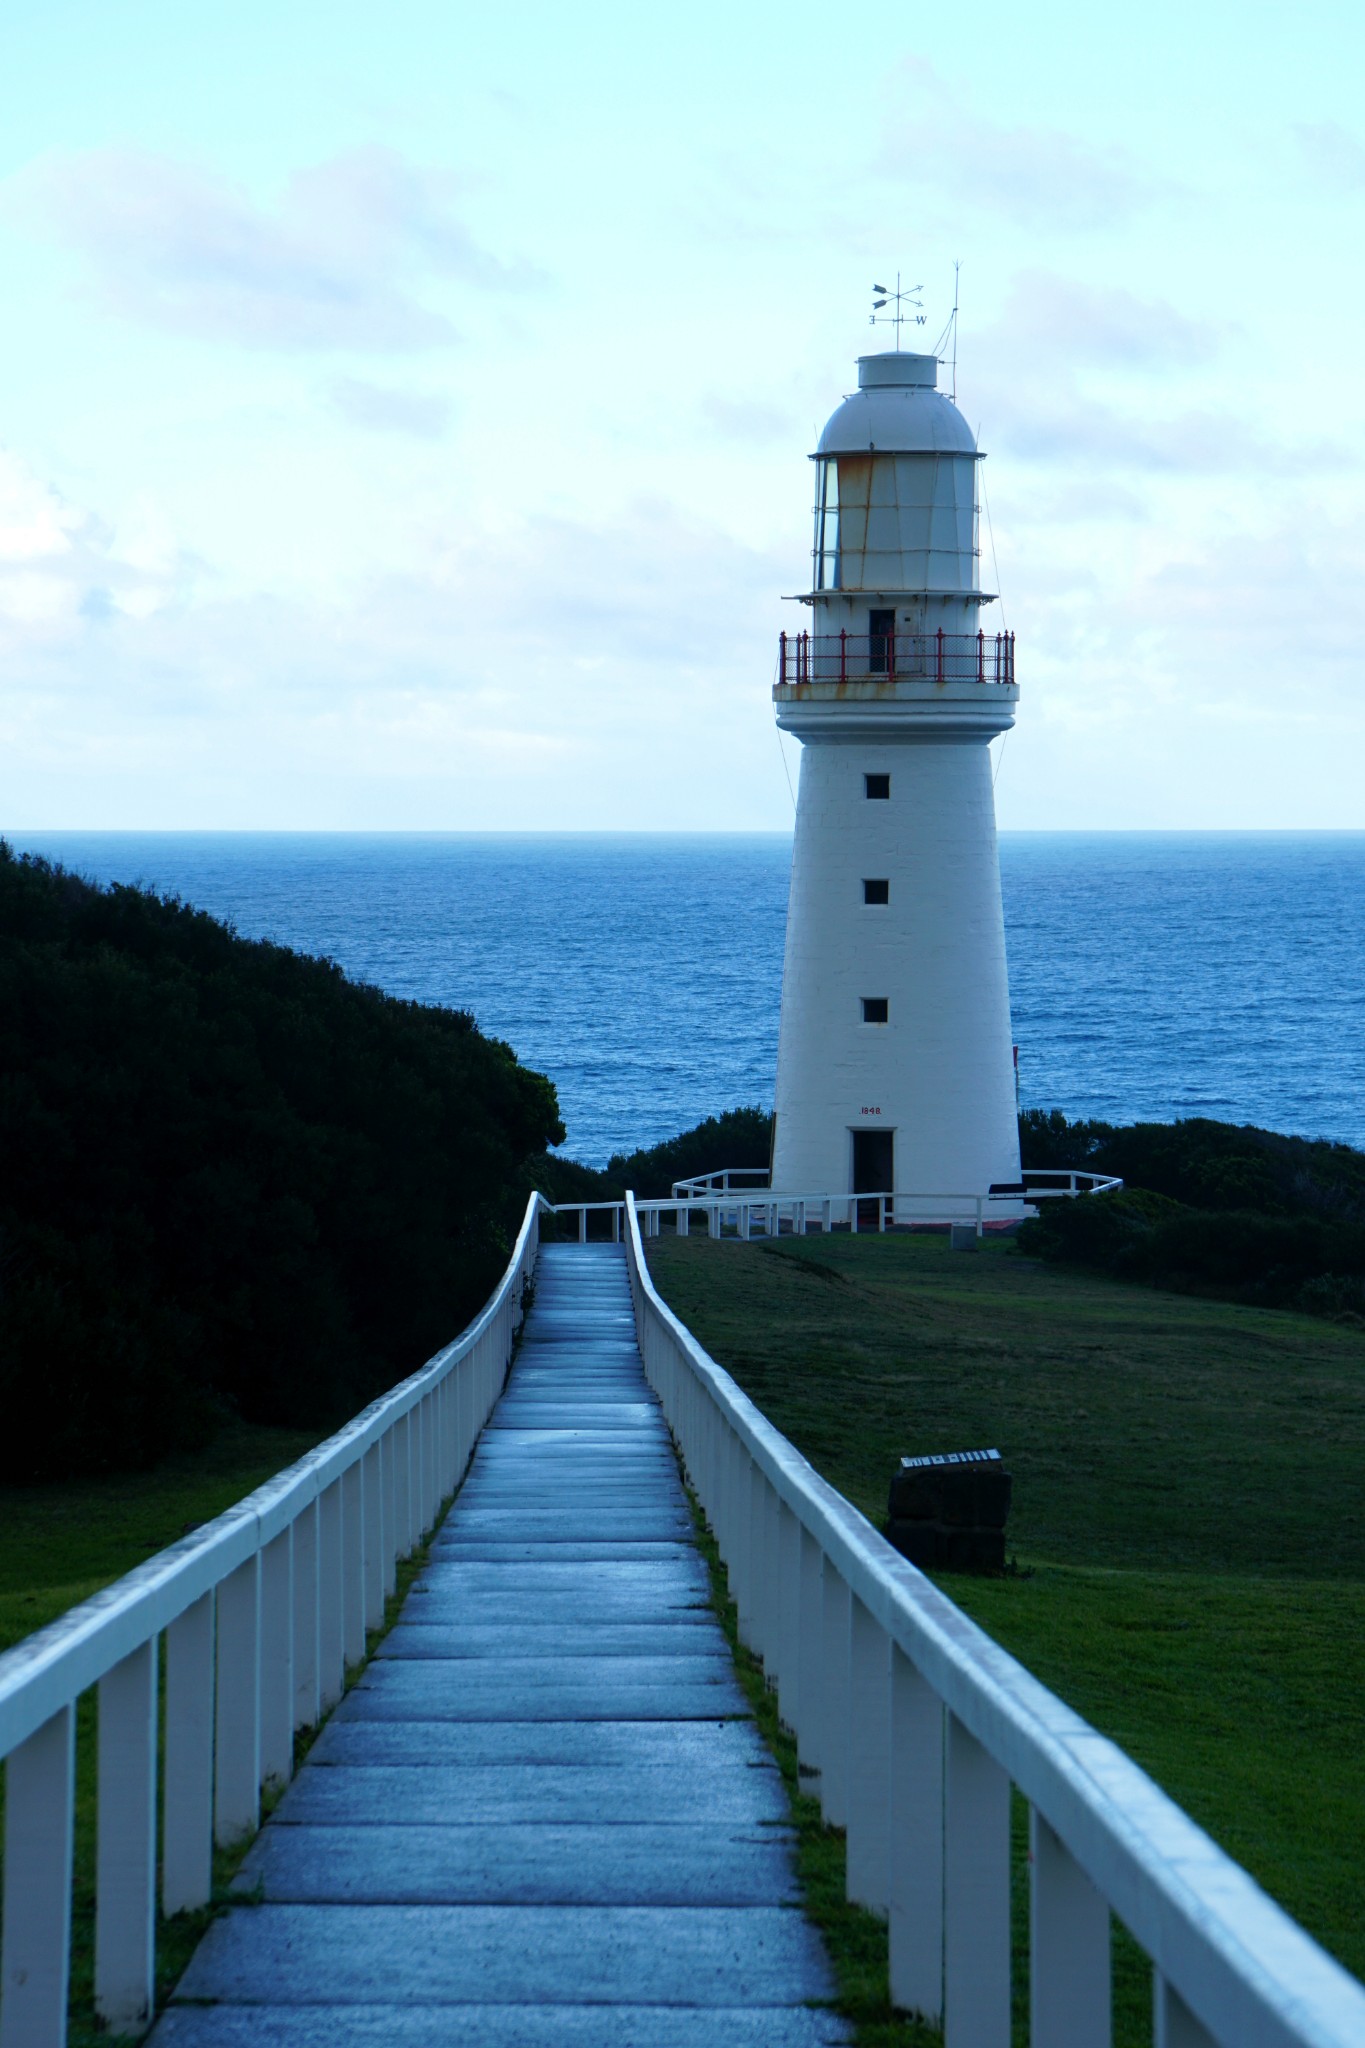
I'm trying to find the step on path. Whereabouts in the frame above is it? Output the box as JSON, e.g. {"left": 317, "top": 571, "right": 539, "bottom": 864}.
{"left": 152, "top": 1242, "right": 850, "bottom": 2047}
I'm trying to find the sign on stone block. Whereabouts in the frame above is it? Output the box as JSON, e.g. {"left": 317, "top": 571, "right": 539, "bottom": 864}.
{"left": 886, "top": 1448, "right": 1011, "bottom": 1574}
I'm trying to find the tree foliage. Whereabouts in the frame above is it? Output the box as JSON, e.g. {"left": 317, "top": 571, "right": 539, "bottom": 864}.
{"left": 1019, "top": 1108, "right": 1365, "bottom": 1319}
{"left": 0, "top": 845, "right": 564, "bottom": 1481}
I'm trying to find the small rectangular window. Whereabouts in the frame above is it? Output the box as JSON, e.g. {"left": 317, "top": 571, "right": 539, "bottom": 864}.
{"left": 862, "top": 997, "right": 889, "bottom": 1024}
{"left": 864, "top": 773, "right": 890, "bottom": 799}
{"left": 863, "top": 878, "right": 889, "bottom": 905}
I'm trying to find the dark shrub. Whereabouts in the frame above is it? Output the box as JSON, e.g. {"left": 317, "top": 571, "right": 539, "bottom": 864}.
{"left": 0, "top": 844, "right": 564, "bottom": 1480}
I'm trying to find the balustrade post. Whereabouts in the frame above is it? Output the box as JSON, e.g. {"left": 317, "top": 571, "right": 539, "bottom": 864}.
{"left": 1154, "top": 1976, "right": 1218, "bottom": 2048}
{"left": 977, "top": 627, "right": 985, "bottom": 682}
{"left": 796, "top": 1527, "right": 824, "bottom": 1782}
{"left": 457, "top": 1353, "right": 475, "bottom": 1489}
{"left": 728, "top": 1431, "right": 754, "bottom": 1636}
{"left": 317, "top": 1480, "right": 345, "bottom": 1713}
{"left": 847, "top": 1598, "right": 892, "bottom": 1914}
{"left": 944, "top": 1712, "right": 1010, "bottom": 2048}
{"left": 381, "top": 1425, "right": 398, "bottom": 1598}
{"left": 780, "top": 629, "right": 787, "bottom": 684}
{"left": 889, "top": 1647, "right": 944, "bottom": 2022}
{"left": 292, "top": 1499, "right": 321, "bottom": 1730}
{"left": 839, "top": 627, "right": 847, "bottom": 681}
{"left": 95, "top": 1639, "right": 157, "bottom": 2032}
{"left": 214, "top": 1555, "right": 261, "bottom": 1845}
{"left": 1030, "top": 1808, "right": 1111, "bottom": 2048}
{"left": 259, "top": 1527, "right": 294, "bottom": 1787}
{"left": 0, "top": 1705, "right": 74, "bottom": 2048}
{"left": 163, "top": 1591, "right": 215, "bottom": 1914}
{"left": 341, "top": 1461, "right": 366, "bottom": 1668}
{"left": 745, "top": 1460, "right": 770, "bottom": 1659}
{"left": 777, "top": 1501, "right": 802, "bottom": 1732}
{"left": 937, "top": 626, "right": 944, "bottom": 682}
{"left": 363, "top": 1442, "right": 385, "bottom": 1631}
{"left": 394, "top": 1411, "right": 414, "bottom": 1558}
{"left": 578, "top": 1208, "right": 587, "bottom": 1243}
{"left": 762, "top": 1480, "right": 784, "bottom": 1688}
{"left": 819, "top": 1568, "right": 851, "bottom": 1825}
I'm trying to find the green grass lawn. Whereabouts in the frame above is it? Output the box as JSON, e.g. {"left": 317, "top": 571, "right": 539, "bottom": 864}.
{"left": 0, "top": 1421, "right": 322, "bottom": 1659}
{"left": 645, "top": 1230, "right": 1365, "bottom": 1987}
{"left": 0, "top": 1421, "right": 456, "bottom": 2046}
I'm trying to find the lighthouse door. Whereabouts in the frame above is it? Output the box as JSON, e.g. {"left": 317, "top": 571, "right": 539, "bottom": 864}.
{"left": 852, "top": 1130, "right": 895, "bottom": 1231}
{"left": 868, "top": 608, "right": 895, "bottom": 675}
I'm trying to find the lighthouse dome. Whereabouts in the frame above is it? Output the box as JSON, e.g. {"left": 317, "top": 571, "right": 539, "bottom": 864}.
{"left": 817, "top": 352, "right": 977, "bottom": 457}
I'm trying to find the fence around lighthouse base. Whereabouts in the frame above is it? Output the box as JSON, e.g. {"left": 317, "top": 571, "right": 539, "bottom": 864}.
{"left": 622, "top": 1190, "right": 1365, "bottom": 2048}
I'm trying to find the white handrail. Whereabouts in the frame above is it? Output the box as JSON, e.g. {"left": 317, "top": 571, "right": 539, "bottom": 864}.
{"left": 623, "top": 1191, "right": 1365, "bottom": 2046}
{"left": 0, "top": 1190, "right": 549, "bottom": 2046}
{"left": 670, "top": 1167, "right": 1124, "bottom": 1201}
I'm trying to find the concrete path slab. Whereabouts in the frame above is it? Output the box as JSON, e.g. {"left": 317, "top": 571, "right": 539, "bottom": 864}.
{"left": 307, "top": 1717, "right": 779, "bottom": 1770}
{"left": 176, "top": 1904, "right": 835, "bottom": 2006}
{"left": 152, "top": 1243, "right": 844, "bottom": 2048}
{"left": 270, "top": 1763, "right": 786, "bottom": 1826}
{"left": 151, "top": 2004, "right": 851, "bottom": 2047}
{"left": 233, "top": 1822, "right": 801, "bottom": 1904}
{"left": 377, "top": 1622, "right": 723, "bottom": 1658}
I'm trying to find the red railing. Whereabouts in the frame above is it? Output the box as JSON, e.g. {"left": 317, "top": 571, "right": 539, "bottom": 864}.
{"left": 777, "top": 628, "right": 1016, "bottom": 688}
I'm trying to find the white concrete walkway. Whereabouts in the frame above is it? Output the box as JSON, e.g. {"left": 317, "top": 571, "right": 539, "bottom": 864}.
{"left": 150, "top": 1243, "right": 848, "bottom": 2047}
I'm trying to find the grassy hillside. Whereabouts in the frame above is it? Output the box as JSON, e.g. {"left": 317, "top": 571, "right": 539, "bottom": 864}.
{"left": 644, "top": 1230, "right": 1365, "bottom": 1987}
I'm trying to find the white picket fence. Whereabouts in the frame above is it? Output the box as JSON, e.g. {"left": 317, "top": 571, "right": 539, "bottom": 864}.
{"left": 0, "top": 1192, "right": 544, "bottom": 2048}
{"left": 622, "top": 1191, "right": 1365, "bottom": 2048}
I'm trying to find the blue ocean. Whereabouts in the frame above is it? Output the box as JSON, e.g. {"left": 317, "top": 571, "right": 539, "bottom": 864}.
{"left": 7, "top": 832, "right": 1364, "bottom": 1165}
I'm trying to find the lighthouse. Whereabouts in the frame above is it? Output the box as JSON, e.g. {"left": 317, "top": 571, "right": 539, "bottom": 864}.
{"left": 769, "top": 346, "right": 1022, "bottom": 1215}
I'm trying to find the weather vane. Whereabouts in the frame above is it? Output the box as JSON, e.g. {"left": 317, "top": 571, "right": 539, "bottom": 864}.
{"left": 870, "top": 274, "right": 926, "bottom": 349}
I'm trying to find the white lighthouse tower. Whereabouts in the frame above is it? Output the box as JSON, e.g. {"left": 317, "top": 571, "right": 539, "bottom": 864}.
{"left": 769, "top": 343, "right": 1022, "bottom": 1215}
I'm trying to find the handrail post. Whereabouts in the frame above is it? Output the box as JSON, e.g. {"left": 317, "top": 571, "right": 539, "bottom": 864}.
{"left": 259, "top": 1528, "right": 294, "bottom": 1788}
{"left": 214, "top": 1554, "right": 262, "bottom": 1845}
{"left": 163, "top": 1591, "right": 215, "bottom": 1915}
{"left": 977, "top": 627, "right": 985, "bottom": 683}
{"left": 937, "top": 626, "right": 944, "bottom": 682}
{"left": 317, "top": 1479, "right": 344, "bottom": 1714}
{"left": 847, "top": 1599, "right": 892, "bottom": 1912}
{"left": 0, "top": 1705, "right": 75, "bottom": 2048}
{"left": 945, "top": 1712, "right": 1010, "bottom": 2046}
{"left": 1030, "top": 1807, "right": 1111, "bottom": 2048}
{"left": 890, "top": 1647, "right": 945, "bottom": 2022}
{"left": 96, "top": 1639, "right": 157, "bottom": 2033}
{"left": 819, "top": 1569, "right": 852, "bottom": 1826}
{"left": 839, "top": 627, "right": 847, "bottom": 682}
{"left": 779, "top": 629, "right": 786, "bottom": 685}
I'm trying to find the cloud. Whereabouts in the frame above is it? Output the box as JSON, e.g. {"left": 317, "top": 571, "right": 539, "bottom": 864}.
{"left": 963, "top": 273, "right": 1351, "bottom": 480}
{"left": 986, "top": 271, "right": 1222, "bottom": 371}
{"left": 880, "top": 62, "right": 1167, "bottom": 231}
{"left": 1293, "top": 122, "right": 1365, "bottom": 191}
{"left": 328, "top": 377, "right": 452, "bottom": 438}
{"left": 0, "top": 450, "right": 196, "bottom": 640}
{"left": 13, "top": 146, "right": 538, "bottom": 352}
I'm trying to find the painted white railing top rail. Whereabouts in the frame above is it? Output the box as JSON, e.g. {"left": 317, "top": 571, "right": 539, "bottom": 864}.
{"left": 670, "top": 1166, "right": 1124, "bottom": 1200}
{"left": 0, "top": 1190, "right": 547, "bottom": 2048}
{"left": 623, "top": 1191, "right": 1365, "bottom": 2048}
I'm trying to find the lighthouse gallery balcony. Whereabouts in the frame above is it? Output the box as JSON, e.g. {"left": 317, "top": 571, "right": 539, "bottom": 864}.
{"left": 778, "top": 625, "right": 1016, "bottom": 690}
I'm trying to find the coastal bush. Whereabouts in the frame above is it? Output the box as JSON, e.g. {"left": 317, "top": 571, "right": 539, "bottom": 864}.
{"left": 1019, "top": 1111, "right": 1365, "bottom": 1317}
{"left": 0, "top": 844, "right": 564, "bottom": 1481}
{"left": 1020, "top": 1107, "right": 1365, "bottom": 1222}
{"left": 539, "top": 1105, "right": 773, "bottom": 1204}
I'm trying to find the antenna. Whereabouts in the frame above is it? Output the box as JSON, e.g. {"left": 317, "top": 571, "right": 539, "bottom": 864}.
{"left": 869, "top": 271, "right": 926, "bottom": 350}
{"left": 951, "top": 260, "right": 960, "bottom": 404}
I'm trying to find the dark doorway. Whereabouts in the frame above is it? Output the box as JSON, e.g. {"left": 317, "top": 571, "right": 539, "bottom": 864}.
{"left": 852, "top": 1128, "right": 895, "bottom": 1230}
{"left": 869, "top": 607, "right": 895, "bottom": 675}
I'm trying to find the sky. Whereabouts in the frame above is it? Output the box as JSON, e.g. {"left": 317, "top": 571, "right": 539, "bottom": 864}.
{"left": 1, "top": 0, "right": 1363, "bottom": 831}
